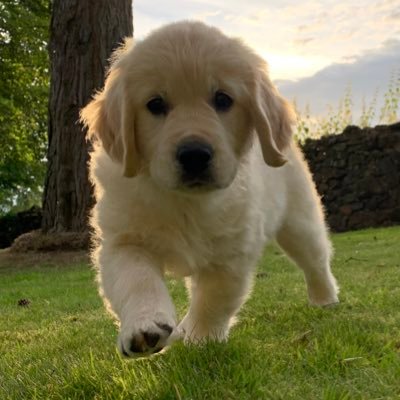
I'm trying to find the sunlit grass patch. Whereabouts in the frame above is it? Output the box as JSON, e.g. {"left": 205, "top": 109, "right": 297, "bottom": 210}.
{"left": 0, "top": 227, "right": 399, "bottom": 399}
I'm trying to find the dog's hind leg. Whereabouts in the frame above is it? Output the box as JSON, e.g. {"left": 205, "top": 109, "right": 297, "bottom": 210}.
{"left": 276, "top": 211, "right": 339, "bottom": 306}
{"left": 276, "top": 171, "right": 339, "bottom": 306}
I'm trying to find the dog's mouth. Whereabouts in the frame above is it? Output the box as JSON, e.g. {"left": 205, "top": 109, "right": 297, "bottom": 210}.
{"left": 182, "top": 173, "right": 212, "bottom": 187}
{"left": 181, "top": 180, "right": 216, "bottom": 192}
{"left": 176, "top": 173, "right": 222, "bottom": 193}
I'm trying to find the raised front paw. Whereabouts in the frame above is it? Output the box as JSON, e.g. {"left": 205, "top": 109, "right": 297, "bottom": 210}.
{"left": 118, "top": 314, "right": 176, "bottom": 357}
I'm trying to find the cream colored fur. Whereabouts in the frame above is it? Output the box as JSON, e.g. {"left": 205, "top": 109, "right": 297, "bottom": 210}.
{"left": 81, "top": 21, "right": 339, "bottom": 357}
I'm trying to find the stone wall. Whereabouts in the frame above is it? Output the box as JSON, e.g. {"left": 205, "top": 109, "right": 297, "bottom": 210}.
{"left": 301, "top": 122, "right": 400, "bottom": 232}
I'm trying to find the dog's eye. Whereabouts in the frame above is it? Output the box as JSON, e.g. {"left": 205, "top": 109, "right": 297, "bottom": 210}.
{"left": 213, "top": 91, "right": 233, "bottom": 112}
{"left": 146, "top": 96, "right": 168, "bottom": 116}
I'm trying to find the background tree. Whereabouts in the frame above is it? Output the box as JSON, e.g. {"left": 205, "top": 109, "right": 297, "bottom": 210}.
{"left": 0, "top": 0, "right": 49, "bottom": 215}
{"left": 42, "top": 0, "right": 133, "bottom": 233}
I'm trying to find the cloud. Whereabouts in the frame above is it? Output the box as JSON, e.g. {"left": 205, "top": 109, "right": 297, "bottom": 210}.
{"left": 276, "top": 39, "right": 400, "bottom": 121}
{"left": 296, "top": 21, "right": 324, "bottom": 33}
{"left": 293, "top": 37, "right": 315, "bottom": 47}
{"left": 386, "top": 9, "right": 400, "bottom": 20}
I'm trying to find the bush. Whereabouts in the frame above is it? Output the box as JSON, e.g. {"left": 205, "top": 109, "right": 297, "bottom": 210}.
{"left": 0, "top": 206, "right": 42, "bottom": 248}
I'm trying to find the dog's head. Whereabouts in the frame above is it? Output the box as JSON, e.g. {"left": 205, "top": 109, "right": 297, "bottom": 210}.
{"left": 81, "top": 21, "right": 294, "bottom": 192}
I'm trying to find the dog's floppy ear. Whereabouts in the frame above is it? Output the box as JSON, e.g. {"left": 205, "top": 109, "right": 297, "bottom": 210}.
{"left": 80, "top": 60, "right": 139, "bottom": 177}
{"left": 250, "top": 66, "right": 295, "bottom": 167}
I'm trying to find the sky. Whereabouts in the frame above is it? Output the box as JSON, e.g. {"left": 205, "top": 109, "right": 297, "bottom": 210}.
{"left": 134, "top": 0, "right": 400, "bottom": 120}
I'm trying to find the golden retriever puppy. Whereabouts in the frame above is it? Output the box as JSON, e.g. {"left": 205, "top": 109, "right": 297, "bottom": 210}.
{"left": 81, "top": 21, "right": 339, "bottom": 357}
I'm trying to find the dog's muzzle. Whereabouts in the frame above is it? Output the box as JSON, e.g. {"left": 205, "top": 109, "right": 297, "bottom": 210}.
{"left": 176, "top": 141, "right": 214, "bottom": 187}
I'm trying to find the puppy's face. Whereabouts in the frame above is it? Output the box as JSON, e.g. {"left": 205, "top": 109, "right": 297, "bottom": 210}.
{"left": 133, "top": 41, "right": 252, "bottom": 191}
{"left": 81, "top": 22, "right": 294, "bottom": 192}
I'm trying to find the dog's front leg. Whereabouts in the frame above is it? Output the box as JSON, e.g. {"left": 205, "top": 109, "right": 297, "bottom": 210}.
{"left": 178, "top": 266, "right": 252, "bottom": 343}
{"left": 98, "top": 244, "right": 177, "bottom": 357}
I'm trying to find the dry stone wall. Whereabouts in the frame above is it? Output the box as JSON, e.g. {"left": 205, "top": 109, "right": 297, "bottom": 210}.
{"left": 301, "top": 123, "right": 400, "bottom": 232}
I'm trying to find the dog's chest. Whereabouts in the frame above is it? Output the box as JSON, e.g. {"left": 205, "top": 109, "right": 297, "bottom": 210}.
{"left": 145, "top": 199, "right": 266, "bottom": 276}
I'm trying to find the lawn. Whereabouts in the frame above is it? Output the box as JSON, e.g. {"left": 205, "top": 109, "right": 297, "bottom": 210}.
{"left": 0, "top": 227, "right": 399, "bottom": 399}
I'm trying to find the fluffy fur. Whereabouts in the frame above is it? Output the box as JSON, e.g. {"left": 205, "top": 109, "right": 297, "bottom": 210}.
{"left": 81, "top": 21, "right": 339, "bottom": 357}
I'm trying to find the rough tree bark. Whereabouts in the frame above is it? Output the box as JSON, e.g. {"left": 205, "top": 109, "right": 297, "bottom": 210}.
{"left": 42, "top": 0, "right": 133, "bottom": 233}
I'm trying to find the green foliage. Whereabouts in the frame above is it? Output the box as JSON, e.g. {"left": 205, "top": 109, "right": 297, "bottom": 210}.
{"left": 0, "top": 0, "right": 50, "bottom": 215}
{"left": 295, "top": 72, "right": 400, "bottom": 141}
{"left": 1, "top": 227, "right": 400, "bottom": 399}
{"left": 379, "top": 71, "right": 400, "bottom": 124}
{"left": 359, "top": 90, "right": 378, "bottom": 128}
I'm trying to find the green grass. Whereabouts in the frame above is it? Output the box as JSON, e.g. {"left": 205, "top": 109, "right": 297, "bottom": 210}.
{"left": 1, "top": 227, "right": 399, "bottom": 399}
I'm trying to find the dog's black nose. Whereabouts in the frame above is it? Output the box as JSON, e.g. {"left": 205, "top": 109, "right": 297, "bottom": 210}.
{"left": 176, "top": 142, "right": 213, "bottom": 177}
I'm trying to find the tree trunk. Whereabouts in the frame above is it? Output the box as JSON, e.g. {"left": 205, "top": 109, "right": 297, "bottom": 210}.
{"left": 42, "top": 0, "right": 133, "bottom": 232}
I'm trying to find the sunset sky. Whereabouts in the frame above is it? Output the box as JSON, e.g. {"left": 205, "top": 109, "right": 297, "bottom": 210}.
{"left": 134, "top": 1, "right": 400, "bottom": 119}
{"left": 134, "top": 0, "right": 400, "bottom": 81}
